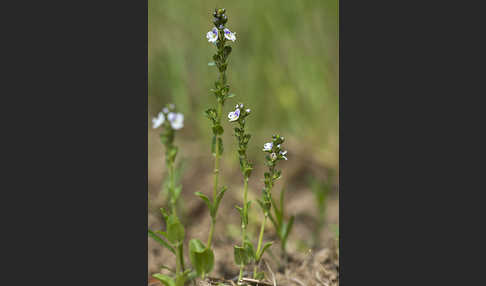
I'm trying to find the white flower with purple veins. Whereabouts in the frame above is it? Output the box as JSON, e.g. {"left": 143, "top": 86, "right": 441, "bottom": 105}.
{"left": 228, "top": 108, "right": 240, "bottom": 122}
{"left": 280, "top": 150, "right": 288, "bottom": 160}
{"left": 263, "top": 142, "right": 273, "bottom": 152}
{"left": 167, "top": 112, "right": 184, "bottom": 130}
{"left": 152, "top": 112, "right": 165, "bottom": 129}
{"left": 223, "top": 28, "right": 236, "bottom": 42}
{"left": 206, "top": 27, "right": 218, "bottom": 43}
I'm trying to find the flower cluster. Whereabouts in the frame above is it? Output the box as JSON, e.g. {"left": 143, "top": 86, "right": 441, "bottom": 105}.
{"left": 206, "top": 8, "right": 236, "bottom": 44}
{"left": 259, "top": 135, "right": 287, "bottom": 214}
{"left": 262, "top": 135, "right": 288, "bottom": 162}
{"left": 152, "top": 104, "right": 184, "bottom": 130}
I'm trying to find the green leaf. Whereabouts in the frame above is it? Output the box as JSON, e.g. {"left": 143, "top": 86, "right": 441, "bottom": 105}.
{"left": 160, "top": 265, "right": 175, "bottom": 273}
{"left": 195, "top": 192, "right": 212, "bottom": 212}
{"left": 152, "top": 274, "right": 176, "bottom": 286}
{"left": 244, "top": 239, "right": 255, "bottom": 261}
{"left": 148, "top": 230, "right": 175, "bottom": 255}
{"left": 160, "top": 208, "right": 169, "bottom": 223}
{"left": 173, "top": 185, "right": 182, "bottom": 202}
{"left": 208, "top": 62, "right": 216, "bottom": 66}
{"left": 166, "top": 214, "right": 185, "bottom": 244}
{"left": 212, "top": 125, "right": 224, "bottom": 135}
{"left": 233, "top": 245, "right": 246, "bottom": 266}
{"left": 256, "top": 241, "right": 273, "bottom": 261}
{"left": 282, "top": 215, "right": 295, "bottom": 249}
{"left": 234, "top": 240, "right": 255, "bottom": 266}
{"left": 189, "top": 239, "right": 214, "bottom": 277}
{"left": 211, "top": 186, "right": 227, "bottom": 217}
{"left": 227, "top": 93, "right": 236, "bottom": 98}
{"left": 155, "top": 230, "right": 169, "bottom": 241}
{"left": 175, "top": 270, "right": 190, "bottom": 286}
{"left": 168, "top": 146, "right": 178, "bottom": 161}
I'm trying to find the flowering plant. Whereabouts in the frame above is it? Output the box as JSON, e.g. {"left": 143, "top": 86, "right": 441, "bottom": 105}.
{"left": 152, "top": 104, "right": 184, "bottom": 213}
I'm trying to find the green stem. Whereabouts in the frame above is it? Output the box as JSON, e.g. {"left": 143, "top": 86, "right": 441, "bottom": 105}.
{"left": 207, "top": 99, "right": 223, "bottom": 249}
{"left": 238, "top": 177, "right": 249, "bottom": 282}
{"left": 238, "top": 266, "right": 244, "bottom": 284}
{"left": 254, "top": 214, "right": 267, "bottom": 278}
{"left": 207, "top": 218, "right": 216, "bottom": 248}
{"left": 169, "top": 159, "right": 176, "bottom": 215}
{"left": 175, "top": 242, "right": 182, "bottom": 275}
{"left": 242, "top": 177, "right": 248, "bottom": 240}
{"left": 179, "top": 243, "right": 185, "bottom": 272}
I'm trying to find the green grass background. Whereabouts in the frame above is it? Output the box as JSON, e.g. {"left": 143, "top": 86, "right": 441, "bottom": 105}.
{"left": 149, "top": 0, "right": 339, "bottom": 169}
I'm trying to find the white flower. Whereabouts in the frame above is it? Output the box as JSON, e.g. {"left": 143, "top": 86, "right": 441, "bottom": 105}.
{"left": 152, "top": 112, "right": 165, "bottom": 129}
{"left": 167, "top": 112, "right": 184, "bottom": 130}
{"left": 223, "top": 28, "right": 236, "bottom": 42}
{"left": 270, "top": 153, "right": 277, "bottom": 160}
{"left": 280, "top": 150, "right": 288, "bottom": 160}
{"left": 206, "top": 28, "right": 218, "bottom": 43}
{"left": 239, "top": 103, "right": 244, "bottom": 108}
{"left": 263, "top": 142, "right": 273, "bottom": 151}
{"left": 246, "top": 109, "right": 251, "bottom": 113}
{"left": 228, "top": 108, "right": 240, "bottom": 122}
{"left": 162, "top": 107, "right": 169, "bottom": 113}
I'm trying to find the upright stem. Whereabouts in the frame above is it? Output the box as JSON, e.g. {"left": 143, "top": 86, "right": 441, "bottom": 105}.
{"left": 207, "top": 25, "right": 227, "bottom": 249}
{"left": 254, "top": 214, "right": 267, "bottom": 278}
{"left": 178, "top": 243, "right": 185, "bottom": 272}
{"left": 207, "top": 218, "right": 216, "bottom": 248}
{"left": 242, "top": 177, "right": 249, "bottom": 239}
{"left": 169, "top": 160, "right": 176, "bottom": 215}
{"left": 238, "top": 177, "right": 249, "bottom": 282}
{"left": 175, "top": 242, "right": 182, "bottom": 274}
{"left": 207, "top": 100, "right": 223, "bottom": 249}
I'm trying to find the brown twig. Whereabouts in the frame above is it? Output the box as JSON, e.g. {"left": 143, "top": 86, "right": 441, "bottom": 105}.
{"left": 241, "top": 278, "right": 274, "bottom": 286}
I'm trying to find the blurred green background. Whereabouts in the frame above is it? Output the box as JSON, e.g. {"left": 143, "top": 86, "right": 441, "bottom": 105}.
{"left": 148, "top": 0, "right": 338, "bottom": 169}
